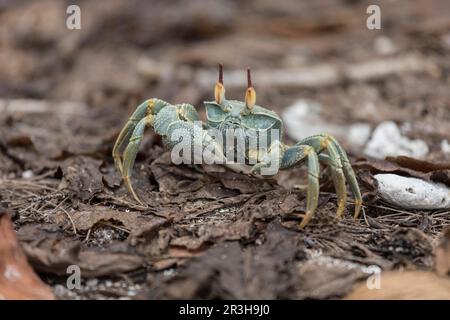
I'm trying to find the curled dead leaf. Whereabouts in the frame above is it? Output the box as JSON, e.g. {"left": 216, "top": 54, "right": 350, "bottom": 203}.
{"left": 435, "top": 227, "right": 450, "bottom": 276}
{"left": 18, "top": 224, "right": 145, "bottom": 277}
{"left": 354, "top": 156, "right": 450, "bottom": 187}
{"left": 0, "top": 211, "right": 55, "bottom": 300}
{"left": 386, "top": 156, "right": 450, "bottom": 172}
{"left": 345, "top": 271, "right": 450, "bottom": 300}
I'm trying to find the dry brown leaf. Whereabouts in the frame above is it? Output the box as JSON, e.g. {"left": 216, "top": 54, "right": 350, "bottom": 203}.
{"left": 18, "top": 224, "right": 145, "bottom": 277}
{"left": 386, "top": 156, "right": 450, "bottom": 172}
{"left": 0, "top": 211, "right": 55, "bottom": 300}
{"left": 345, "top": 271, "right": 450, "bottom": 300}
{"left": 297, "top": 256, "right": 368, "bottom": 299}
{"left": 155, "top": 223, "right": 303, "bottom": 299}
{"left": 435, "top": 227, "right": 450, "bottom": 276}
{"left": 59, "top": 157, "right": 104, "bottom": 200}
{"left": 55, "top": 205, "right": 168, "bottom": 242}
{"left": 354, "top": 156, "right": 450, "bottom": 187}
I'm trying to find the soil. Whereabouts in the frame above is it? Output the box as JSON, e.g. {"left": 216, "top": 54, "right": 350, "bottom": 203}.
{"left": 0, "top": 0, "right": 449, "bottom": 299}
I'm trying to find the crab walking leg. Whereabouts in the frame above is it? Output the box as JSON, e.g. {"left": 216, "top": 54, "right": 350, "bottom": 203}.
{"left": 120, "top": 103, "right": 202, "bottom": 204}
{"left": 296, "top": 135, "right": 347, "bottom": 218}
{"left": 121, "top": 116, "right": 153, "bottom": 205}
{"left": 112, "top": 102, "right": 148, "bottom": 174}
{"left": 298, "top": 133, "right": 362, "bottom": 218}
{"left": 323, "top": 143, "right": 347, "bottom": 217}
{"left": 112, "top": 98, "right": 170, "bottom": 174}
{"left": 316, "top": 150, "right": 347, "bottom": 217}
{"left": 318, "top": 154, "right": 332, "bottom": 180}
{"left": 302, "top": 149, "right": 320, "bottom": 228}
{"left": 279, "top": 145, "right": 320, "bottom": 228}
{"left": 327, "top": 136, "right": 363, "bottom": 219}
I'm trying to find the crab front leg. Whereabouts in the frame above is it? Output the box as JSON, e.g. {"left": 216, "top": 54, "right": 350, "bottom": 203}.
{"left": 113, "top": 101, "right": 201, "bottom": 204}
{"left": 281, "top": 144, "right": 322, "bottom": 228}
{"left": 252, "top": 141, "right": 321, "bottom": 228}
{"left": 316, "top": 142, "right": 348, "bottom": 218}
{"left": 297, "top": 133, "right": 363, "bottom": 219}
{"left": 112, "top": 98, "right": 170, "bottom": 174}
{"left": 281, "top": 143, "right": 347, "bottom": 224}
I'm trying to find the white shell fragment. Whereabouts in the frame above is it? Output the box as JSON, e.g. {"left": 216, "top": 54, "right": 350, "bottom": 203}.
{"left": 364, "top": 121, "right": 429, "bottom": 159}
{"left": 375, "top": 174, "right": 450, "bottom": 210}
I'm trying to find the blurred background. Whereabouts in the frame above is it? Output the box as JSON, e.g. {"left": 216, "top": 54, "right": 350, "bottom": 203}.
{"left": 0, "top": 0, "right": 449, "bottom": 163}
{"left": 0, "top": 0, "right": 450, "bottom": 300}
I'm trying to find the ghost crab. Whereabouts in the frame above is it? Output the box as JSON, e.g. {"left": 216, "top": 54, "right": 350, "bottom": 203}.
{"left": 112, "top": 64, "right": 362, "bottom": 227}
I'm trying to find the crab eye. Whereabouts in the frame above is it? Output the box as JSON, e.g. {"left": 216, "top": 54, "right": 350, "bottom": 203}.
{"left": 214, "top": 63, "right": 226, "bottom": 104}
{"left": 245, "top": 68, "right": 256, "bottom": 110}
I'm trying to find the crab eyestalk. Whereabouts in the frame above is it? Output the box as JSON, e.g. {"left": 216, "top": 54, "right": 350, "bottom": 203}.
{"left": 214, "top": 63, "right": 226, "bottom": 104}
{"left": 245, "top": 68, "right": 256, "bottom": 111}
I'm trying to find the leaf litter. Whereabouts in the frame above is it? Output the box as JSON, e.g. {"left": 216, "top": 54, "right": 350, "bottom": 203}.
{"left": 0, "top": 0, "right": 449, "bottom": 300}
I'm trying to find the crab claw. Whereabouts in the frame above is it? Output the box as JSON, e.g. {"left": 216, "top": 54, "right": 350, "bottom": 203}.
{"left": 245, "top": 68, "right": 256, "bottom": 110}
{"left": 214, "top": 63, "right": 226, "bottom": 104}
{"left": 251, "top": 163, "right": 264, "bottom": 175}
{"left": 251, "top": 161, "right": 276, "bottom": 176}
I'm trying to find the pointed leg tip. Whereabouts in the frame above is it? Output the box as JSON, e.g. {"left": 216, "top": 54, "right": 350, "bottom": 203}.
{"left": 131, "top": 190, "right": 145, "bottom": 206}
{"left": 353, "top": 201, "right": 363, "bottom": 220}
{"left": 114, "top": 157, "right": 124, "bottom": 174}
{"left": 336, "top": 206, "right": 345, "bottom": 218}
{"left": 299, "top": 211, "right": 313, "bottom": 229}
{"left": 123, "top": 176, "right": 145, "bottom": 206}
{"left": 134, "top": 196, "right": 145, "bottom": 207}
{"left": 335, "top": 199, "right": 346, "bottom": 218}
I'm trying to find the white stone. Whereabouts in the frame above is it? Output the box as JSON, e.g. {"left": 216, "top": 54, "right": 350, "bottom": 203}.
{"left": 348, "top": 124, "right": 373, "bottom": 147}
{"left": 21, "top": 170, "right": 34, "bottom": 179}
{"left": 364, "top": 121, "right": 429, "bottom": 159}
{"left": 374, "top": 36, "right": 397, "bottom": 55}
{"left": 441, "top": 140, "right": 450, "bottom": 155}
{"left": 374, "top": 173, "right": 450, "bottom": 209}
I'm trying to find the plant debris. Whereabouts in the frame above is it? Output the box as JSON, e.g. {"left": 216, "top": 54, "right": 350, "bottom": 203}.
{"left": 0, "top": 0, "right": 449, "bottom": 300}
{"left": 0, "top": 209, "right": 55, "bottom": 299}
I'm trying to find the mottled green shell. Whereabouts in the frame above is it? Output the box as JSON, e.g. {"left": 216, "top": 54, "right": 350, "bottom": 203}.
{"left": 203, "top": 100, "right": 283, "bottom": 163}
{"left": 204, "top": 100, "right": 283, "bottom": 134}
